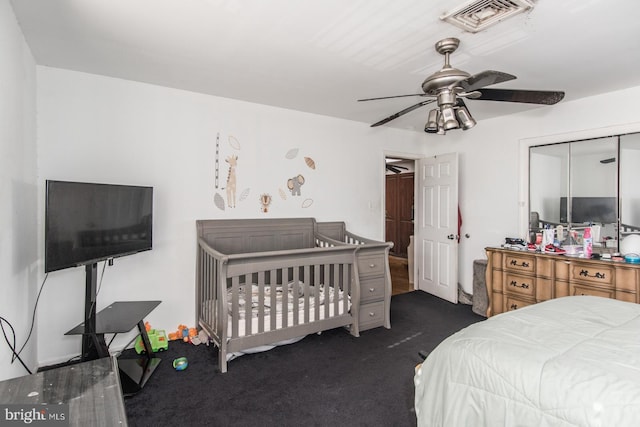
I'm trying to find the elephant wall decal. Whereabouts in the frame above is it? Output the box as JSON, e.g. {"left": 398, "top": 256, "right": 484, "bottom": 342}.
{"left": 287, "top": 174, "right": 305, "bottom": 196}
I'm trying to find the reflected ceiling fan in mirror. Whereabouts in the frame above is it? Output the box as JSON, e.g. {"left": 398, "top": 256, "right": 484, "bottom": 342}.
{"left": 358, "top": 38, "right": 565, "bottom": 134}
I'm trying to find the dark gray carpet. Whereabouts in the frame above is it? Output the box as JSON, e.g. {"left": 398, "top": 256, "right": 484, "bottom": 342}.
{"left": 124, "top": 290, "right": 484, "bottom": 426}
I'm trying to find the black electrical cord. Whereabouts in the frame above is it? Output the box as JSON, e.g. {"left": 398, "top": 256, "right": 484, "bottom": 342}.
{"left": 86, "top": 260, "right": 108, "bottom": 332}
{"left": 0, "top": 273, "right": 47, "bottom": 375}
{"left": 15, "top": 273, "right": 48, "bottom": 360}
{"left": 0, "top": 315, "right": 32, "bottom": 374}
{"left": 3, "top": 261, "right": 110, "bottom": 373}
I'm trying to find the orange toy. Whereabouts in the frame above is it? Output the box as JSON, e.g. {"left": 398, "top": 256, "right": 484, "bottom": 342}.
{"left": 168, "top": 324, "right": 188, "bottom": 341}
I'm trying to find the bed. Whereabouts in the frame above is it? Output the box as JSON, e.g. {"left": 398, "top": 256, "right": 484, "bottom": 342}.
{"left": 414, "top": 296, "right": 640, "bottom": 426}
{"left": 196, "top": 218, "right": 390, "bottom": 373}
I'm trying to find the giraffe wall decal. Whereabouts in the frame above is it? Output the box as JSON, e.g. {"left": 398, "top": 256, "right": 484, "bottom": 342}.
{"left": 225, "top": 155, "right": 238, "bottom": 208}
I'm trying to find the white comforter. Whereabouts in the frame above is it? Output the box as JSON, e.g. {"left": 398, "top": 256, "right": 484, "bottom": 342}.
{"left": 414, "top": 296, "right": 640, "bottom": 427}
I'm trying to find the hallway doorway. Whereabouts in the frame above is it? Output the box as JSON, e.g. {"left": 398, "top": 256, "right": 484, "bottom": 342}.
{"left": 385, "top": 157, "right": 415, "bottom": 295}
{"left": 390, "top": 255, "right": 412, "bottom": 295}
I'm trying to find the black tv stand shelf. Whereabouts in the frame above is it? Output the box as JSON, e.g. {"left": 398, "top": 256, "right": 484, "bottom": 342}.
{"left": 66, "top": 300, "right": 162, "bottom": 396}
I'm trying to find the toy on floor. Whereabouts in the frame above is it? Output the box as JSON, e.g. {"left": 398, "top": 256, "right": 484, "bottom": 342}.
{"left": 190, "top": 329, "right": 211, "bottom": 346}
{"left": 168, "top": 324, "right": 195, "bottom": 341}
{"left": 134, "top": 326, "right": 169, "bottom": 354}
{"left": 172, "top": 357, "right": 188, "bottom": 371}
{"left": 167, "top": 325, "right": 210, "bottom": 345}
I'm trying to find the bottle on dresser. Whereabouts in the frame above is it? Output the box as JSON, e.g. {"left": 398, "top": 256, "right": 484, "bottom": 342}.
{"left": 583, "top": 226, "right": 593, "bottom": 258}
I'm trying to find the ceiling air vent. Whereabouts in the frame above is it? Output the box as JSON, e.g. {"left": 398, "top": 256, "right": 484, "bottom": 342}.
{"left": 441, "top": 0, "right": 536, "bottom": 33}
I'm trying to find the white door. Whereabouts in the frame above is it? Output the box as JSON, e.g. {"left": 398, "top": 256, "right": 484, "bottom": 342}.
{"left": 415, "top": 153, "right": 459, "bottom": 303}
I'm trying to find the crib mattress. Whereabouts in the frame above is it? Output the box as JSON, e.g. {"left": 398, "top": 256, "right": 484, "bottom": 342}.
{"left": 201, "top": 282, "right": 348, "bottom": 338}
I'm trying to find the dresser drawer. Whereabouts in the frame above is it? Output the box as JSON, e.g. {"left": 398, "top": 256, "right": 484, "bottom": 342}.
{"left": 357, "top": 254, "right": 386, "bottom": 277}
{"left": 504, "top": 273, "right": 535, "bottom": 298}
{"left": 503, "top": 253, "right": 535, "bottom": 274}
{"left": 360, "top": 277, "right": 385, "bottom": 303}
{"left": 359, "top": 301, "right": 385, "bottom": 330}
{"left": 504, "top": 295, "right": 533, "bottom": 312}
{"left": 570, "top": 283, "right": 615, "bottom": 299}
{"left": 570, "top": 263, "right": 613, "bottom": 286}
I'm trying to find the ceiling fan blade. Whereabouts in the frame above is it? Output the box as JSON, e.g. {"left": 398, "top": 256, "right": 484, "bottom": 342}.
{"left": 358, "top": 93, "right": 428, "bottom": 102}
{"left": 474, "top": 88, "right": 565, "bottom": 105}
{"left": 371, "top": 99, "right": 435, "bottom": 127}
{"left": 386, "top": 165, "right": 402, "bottom": 174}
{"left": 457, "top": 70, "right": 517, "bottom": 92}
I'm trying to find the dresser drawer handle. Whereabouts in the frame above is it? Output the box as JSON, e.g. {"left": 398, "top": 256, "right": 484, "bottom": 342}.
{"left": 368, "top": 287, "right": 375, "bottom": 293}
{"left": 579, "top": 269, "right": 606, "bottom": 279}
{"left": 369, "top": 263, "right": 376, "bottom": 268}
{"left": 509, "top": 280, "right": 530, "bottom": 289}
{"left": 510, "top": 304, "right": 518, "bottom": 310}
{"left": 368, "top": 312, "right": 376, "bottom": 317}
{"left": 509, "top": 259, "right": 529, "bottom": 268}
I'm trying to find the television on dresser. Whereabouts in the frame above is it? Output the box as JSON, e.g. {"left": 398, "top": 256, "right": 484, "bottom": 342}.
{"left": 45, "top": 180, "right": 153, "bottom": 362}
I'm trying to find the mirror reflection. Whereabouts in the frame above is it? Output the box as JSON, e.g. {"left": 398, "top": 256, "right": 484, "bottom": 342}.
{"left": 620, "top": 133, "right": 640, "bottom": 236}
{"left": 529, "top": 133, "right": 640, "bottom": 253}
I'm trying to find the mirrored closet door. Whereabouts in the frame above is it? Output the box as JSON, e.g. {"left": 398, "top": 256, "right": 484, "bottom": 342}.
{"left": 529, "top": 132, "right": 640, "bottom": 251}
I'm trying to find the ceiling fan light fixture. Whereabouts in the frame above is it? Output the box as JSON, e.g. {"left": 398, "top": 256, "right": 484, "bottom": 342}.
{"left": 440, "top": 106, "right": 459, "bottom": 131}
{"left": 456, "top": 105, "right": 477, "bottom": 130}
{"left": 425, "top": 109, "right": 439, "bottom": 133}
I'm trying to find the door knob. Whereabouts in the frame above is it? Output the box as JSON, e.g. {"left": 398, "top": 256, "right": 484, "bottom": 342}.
{"left": 447, "top": 234, "right": 456, "bottom": 240}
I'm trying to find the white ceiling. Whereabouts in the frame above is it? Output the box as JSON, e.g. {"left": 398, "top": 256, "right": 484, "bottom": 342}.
{"left": 10, "top": 0, "right": 640, "bottom": 132}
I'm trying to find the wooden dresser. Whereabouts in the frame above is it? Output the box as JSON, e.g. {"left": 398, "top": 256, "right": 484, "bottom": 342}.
{"left": 485, "top": 247, "right": 640, "bottom": 316}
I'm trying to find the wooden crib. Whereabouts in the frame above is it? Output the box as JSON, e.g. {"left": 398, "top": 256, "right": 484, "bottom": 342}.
{"left": 196, "top": 218, "right": 365, "bottom": 373}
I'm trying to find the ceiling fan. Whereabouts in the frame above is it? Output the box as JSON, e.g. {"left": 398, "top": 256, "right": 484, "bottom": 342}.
{"left": 358, "top": 37, "right": 565, "bottom": 134}
{"left": 386, "top": 164, "right": 408, "bottom": 174}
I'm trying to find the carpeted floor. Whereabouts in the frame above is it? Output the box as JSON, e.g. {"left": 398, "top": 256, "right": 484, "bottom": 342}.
{"left": 124, "top": 291, "right": 484, "bottom": 426}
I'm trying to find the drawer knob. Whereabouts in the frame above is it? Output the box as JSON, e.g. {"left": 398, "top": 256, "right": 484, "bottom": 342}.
{"left": 509, "top": 259, "right": 530, "bottom": 268}
{"left": 579, "top": 269, "right": 606, "bottom": 280}
{"left": 509, "top": 280, "right": 530, "bottom": 289}
{"left": 368, "top": 288, "right": 375, "bottom": 293}
{"left": 369, "top": 263, "right": 376, "bottom": 268}
{"left": 368, "top": 312, "right": 375, "bottom": 317}
{"left": 510, "top": 304, "right": 518, "bottom": 310}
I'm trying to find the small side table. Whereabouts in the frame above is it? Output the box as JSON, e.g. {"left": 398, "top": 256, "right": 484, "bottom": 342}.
{"left": 66, "top": 300, "right": 161, "bottom": 396}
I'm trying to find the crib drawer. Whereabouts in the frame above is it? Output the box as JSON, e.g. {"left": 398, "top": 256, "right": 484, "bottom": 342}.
{"left": 359, "top": 301, "right": 385, "bottom": 330}
{"left": 360, "top": 277, "right": 385, "bottom": 303}
{"left": 357, "top": 254, "right": 386, "bottom": 277}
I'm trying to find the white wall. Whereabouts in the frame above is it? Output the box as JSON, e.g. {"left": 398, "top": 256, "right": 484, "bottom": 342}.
{"left": 423, "top": 86, "right": 640, "bottom": 295}
{"left": 35, "top": 67, "right": 428, "bottom": 365}
{"left": 0, "top": 0, "right": 37, "bottom": 381}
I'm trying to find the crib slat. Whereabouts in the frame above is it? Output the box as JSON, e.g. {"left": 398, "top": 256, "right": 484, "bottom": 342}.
{"left": 314, "top": 264, "right": 320, "bottom": 322}
{"left": 342, "top": 263, "right": 349, "bottom": 314}
{"left": 303, "top": 265, "right": 310, "bottom": 323}
{"left": 204, "top": 250, "right": 210, "bottom": 326}
{"left": 270, "top": 269, "right": 277, "bottom": 331}
{"left": 323, "top": 263, "right": 330, "bottom": 319}
{"left": 257, "top": 271, "right": 265, "bottom": 334}
{"left": 231, "top": 276, "right": 240, "bottom": 338}
{"left": 292, "top": 266, "right": 300, "bottom": 326}
{"left": 334, "top": 263, "right": 340, "bottom": 315}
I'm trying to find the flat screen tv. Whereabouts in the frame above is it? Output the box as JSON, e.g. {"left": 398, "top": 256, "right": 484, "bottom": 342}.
{"left": 45, "top": 180, "right": 153, "bottom": 273}
{"left": 559, "top": 196, "right": 617, "bottom": 224}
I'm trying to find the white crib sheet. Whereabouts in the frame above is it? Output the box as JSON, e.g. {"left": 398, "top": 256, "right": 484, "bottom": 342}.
{"left": 227, "top": 282, "right": 346, "bottom": 336}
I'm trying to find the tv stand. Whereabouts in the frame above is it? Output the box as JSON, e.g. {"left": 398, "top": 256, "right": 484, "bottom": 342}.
{"left": 65, "top": 263, "right": 162, "bottom": 396}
